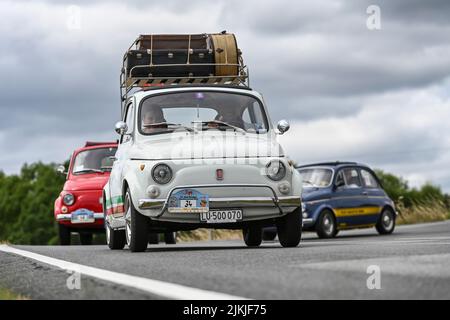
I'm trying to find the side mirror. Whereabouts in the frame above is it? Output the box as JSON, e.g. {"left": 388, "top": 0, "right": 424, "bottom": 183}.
{"left": 115, "top": 121, "right": 128, "bottom": 135}
{"left": 277, "top": 120, "right": 290, "bottom": 134}
{"left": 56, "top": 165, "right": 66, "bottom": 175}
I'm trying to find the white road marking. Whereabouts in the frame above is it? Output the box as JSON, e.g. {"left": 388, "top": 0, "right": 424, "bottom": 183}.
{"left": 0, "top": 244, "right": 248, "bottom": 300}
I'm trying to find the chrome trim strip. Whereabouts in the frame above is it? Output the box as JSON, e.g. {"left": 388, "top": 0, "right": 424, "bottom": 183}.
{"left": 305, "top": 195, "right": 389, "bottom": 205}
{"left": 139, "top": 196, "right": 300, "bottom": 210}
{"left": 303, "top": 218, "right": 313, "bottom": 224}
{"left": 56, "top": 213, "right": 104, "bottom": 221}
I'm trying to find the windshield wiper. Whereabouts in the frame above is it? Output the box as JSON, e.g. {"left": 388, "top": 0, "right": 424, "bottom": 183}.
{"left": 201, "top": 120, "right": 246, "bottom": 134}
{"left": 143, "top": 122, "right": 194, "bottom": 132}
{"left": 74, "top": 168, "right": 104, "bottom": 174}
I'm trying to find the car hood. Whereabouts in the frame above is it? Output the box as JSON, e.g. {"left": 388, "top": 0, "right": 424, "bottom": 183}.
{"left": 130, "top": 132, "right": 285, "bottom": 160}
{"left": 302, "top": 187, "right": 332, "bottom": 202}
{"left": 64, "top": 174, "right": 110, "bottom": 192}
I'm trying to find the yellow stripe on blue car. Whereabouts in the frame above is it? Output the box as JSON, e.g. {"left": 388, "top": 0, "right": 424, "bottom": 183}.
{"left": 333, "top": 206, "right": 381, "bottom": 217}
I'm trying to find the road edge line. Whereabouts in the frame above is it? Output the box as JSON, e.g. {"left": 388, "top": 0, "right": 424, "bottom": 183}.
{"left": 0, "top": 244, "right": 248, "bottom": 300}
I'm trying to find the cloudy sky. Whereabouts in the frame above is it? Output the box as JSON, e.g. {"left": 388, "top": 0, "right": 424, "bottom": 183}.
{"left": 1, "top": 0, "right": 450, "bottom": 192}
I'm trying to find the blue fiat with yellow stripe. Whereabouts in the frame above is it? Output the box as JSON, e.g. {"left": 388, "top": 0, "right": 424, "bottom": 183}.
{"left": 297, "top": 161, "right": 397, "bottom": 238}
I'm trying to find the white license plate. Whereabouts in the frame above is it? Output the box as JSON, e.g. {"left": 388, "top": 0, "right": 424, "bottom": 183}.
{"left": 71, "top": 215, "right": 95, "bottom": 224}
{"left": 71, "top": 209, "right": 95, "bottom": 224}
{"left": 200, "top": 209, "right": 243, "bottom": 223}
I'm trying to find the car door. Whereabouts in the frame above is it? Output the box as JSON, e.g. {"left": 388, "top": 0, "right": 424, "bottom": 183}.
{"left": 359, "top": 168, "right": 384, "bottom": 225}
{"left": 331, "top": 167, "right": 367, "bottom": 228}
{"left": 108, "top": 100, "right": 135, "bottom": 217}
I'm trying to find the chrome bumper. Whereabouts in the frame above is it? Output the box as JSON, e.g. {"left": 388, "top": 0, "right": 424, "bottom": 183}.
{"left": 56, "top": 213, "right": 104, "bottom": 221}
{"left": 138, "top": 184, "right": 301, "bottom": 218}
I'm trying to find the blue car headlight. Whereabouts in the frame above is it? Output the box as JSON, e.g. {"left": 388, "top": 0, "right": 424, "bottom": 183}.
{"left": 301, "top": 202, "right": 306, "bottom": 213}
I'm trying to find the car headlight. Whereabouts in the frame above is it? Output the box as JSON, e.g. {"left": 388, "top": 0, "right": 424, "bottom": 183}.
{"left": 301, "top": 202, "right": 306, "bottom": 212}
{"left": 266, "top": 160, "right": 286, "bottom": 181}
{"left": 63, "top": 193, "right": 75, "bottom": 206}
{"left": 151, "top": 163, "right": 172, "bottom": 184}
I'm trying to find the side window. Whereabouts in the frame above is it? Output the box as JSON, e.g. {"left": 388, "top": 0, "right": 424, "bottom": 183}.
{"left": 342, "top": 168, "right": 362, "bottom": 188}
{"left": 122, "top": 103, "right": 134, "bottom": 144}
{"left": 241, "top": 102, "right": 267, "bottom": 133}
{"left": 335, "top": 170, "right": 345, "bottom": 187}
{"left": 361, "top": 169, "right": 379, "bottom": 188}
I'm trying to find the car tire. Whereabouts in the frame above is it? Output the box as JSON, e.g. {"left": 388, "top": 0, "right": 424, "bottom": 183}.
{"left": 262, "top": 230, "right": 277, "bottom": 241}
{"left": 79, "top": 233, "right": 93, "bottom": 245}
{"left": 316, "top": 209, "right": 338, "bottom": 239}
{"left": 125, "top": 189, "right": 149, "bottom": 252}
{"left": 376, "top": 207, "right": 396, "bottom": 235}
{"left": 148, "top": 233, "right": 159, "bottom": 245}
{"left": 277, "top": 208, "right": 302, "bottom": 247}
{"left": 164, "top": 232, "right": 177, "bottom": 244}
{"left": 243, "top": 226, "right": 262, "bottom": 247}
{"left": 58, "top": 224, "right": 71, "bottom": 246}
{"left": 106, "top": 222, "right": 126, "bottom": 250}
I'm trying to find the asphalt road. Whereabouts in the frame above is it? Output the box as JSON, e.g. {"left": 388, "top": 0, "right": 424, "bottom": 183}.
{"left": 1, "top": 221, "right": 450, "bottom": 299}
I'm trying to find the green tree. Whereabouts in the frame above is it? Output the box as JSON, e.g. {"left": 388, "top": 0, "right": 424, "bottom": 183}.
{"left": 0, "top": 162, "right": 67, "bottom": 244}
{"left": 375, "top": 169, "right": 409, "bottom": 203}
{"left": 375, "top": 169, "right": 448, "bottom": 208}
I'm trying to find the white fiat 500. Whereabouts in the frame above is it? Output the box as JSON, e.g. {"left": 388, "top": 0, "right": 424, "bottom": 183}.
{"left": 103, "top": 85, "right": 302, "bottom": 252}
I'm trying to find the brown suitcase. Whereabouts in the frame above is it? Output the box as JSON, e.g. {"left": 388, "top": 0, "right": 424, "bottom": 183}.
{"left": 210, "top": 33, "right": 239, "bottom": 76}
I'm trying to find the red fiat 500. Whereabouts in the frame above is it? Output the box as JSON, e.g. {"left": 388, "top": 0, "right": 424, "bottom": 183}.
{"left": 54, "top": 141, "right": 118, "bottom": 245}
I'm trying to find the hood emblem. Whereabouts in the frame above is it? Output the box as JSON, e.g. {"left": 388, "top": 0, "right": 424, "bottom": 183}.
{"left": 140, "top": 164, "right": 145, "bottom": 171}
{"left": 216, "top": 169, "right": 224, "bottom": 180}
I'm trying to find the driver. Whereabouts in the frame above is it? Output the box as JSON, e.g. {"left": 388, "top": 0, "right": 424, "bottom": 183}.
{"left": 141, "top": 104, "right": 167, "bottom": 133}
{"left": 344, "top": 169, "right": 360, "bottom": 188}
{"left": 214, "top": 108, "right": 244, "bottom": 129}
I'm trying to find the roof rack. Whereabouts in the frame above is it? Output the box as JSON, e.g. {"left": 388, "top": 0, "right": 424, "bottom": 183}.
{"left": 120, "top": 34, "right": 249, "bottom": 114}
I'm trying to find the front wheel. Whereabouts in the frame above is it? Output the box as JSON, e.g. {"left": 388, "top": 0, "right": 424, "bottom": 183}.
{"left": 125, "top": 189, "right": 149, "bottom": 252}
{"left": 316, "top": 209, "right": 338, "bottom": 239}
{"left": 276, "top": 208, "right": 302, "bottom": 247}
{"left": 376, "top": 208, "right": 396, "bottom": 235}
{"left": 58, "top": 224, "right": 71, "bottom": 245}
{"left": 243, "top": 226, "right": 262, "bottom": 247}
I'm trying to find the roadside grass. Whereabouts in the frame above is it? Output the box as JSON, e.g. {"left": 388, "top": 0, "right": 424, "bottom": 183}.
{"left": 177, "top": 229, "right": 243, "bottom": 242}
{"left": 396, "top": 199, "right": 450, "bottom": 225}
{"left": 0, "top": 288, "right": 28, "bottom": 300}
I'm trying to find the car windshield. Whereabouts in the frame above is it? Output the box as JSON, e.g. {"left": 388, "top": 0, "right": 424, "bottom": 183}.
{"left": 72, "top": 147, "right": 117, "bottom": 175}
{"left": 139, "top": 91, "right": 268, "bottom": 135}
{"left": 298, "top": 168, "right": 333, "bottom": 187}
